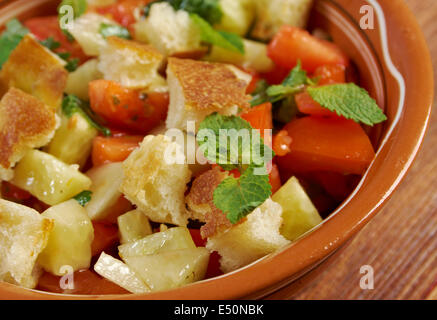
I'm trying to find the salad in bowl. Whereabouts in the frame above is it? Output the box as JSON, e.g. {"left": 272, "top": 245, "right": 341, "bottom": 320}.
{"left": 0, "top": 0, "right": 388, "bottom": 296}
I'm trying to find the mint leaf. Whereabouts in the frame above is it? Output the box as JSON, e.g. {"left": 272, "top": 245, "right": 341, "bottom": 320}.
{"left": 282, "top": 60, "right": 309, "bottom": 87}
{"left": 197, "top": 113, "right": 274, "bottom": 171}
{"left": 99, "top": 23, "right": 132, "bottom": 40}
{"left": 0, "top": 19, "right": 29, "bottom": 69}
{"left": 213, "top": 165, "right": 272, "bottom": 224}
{"left": 190, "top": 14, "right": 244, "bottom": 54}
{"left": 62, "top": 95, "right": 112, "bottom": 136}
{"left": 58, "top": 0, "right": 87, "bottom": 19}
{"left": 64, "top": 58, "right": 79, "bottom": 72}
{"left": 307, "top": 83, "right": 387, "bottom": 126}
{"left": 73, "top": 190, "right": 92, "bottom": 206}
{"left": 144, "top": 0, "right": 222, "bottom": 25}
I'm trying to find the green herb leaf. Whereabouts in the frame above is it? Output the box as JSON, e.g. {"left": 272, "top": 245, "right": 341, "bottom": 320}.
{"left": 73, "top": 190, "right": 92, "bottom": 206}
{"left": 249, "top": 80, "right": 270, "bottom": 107}
{"left": 307, "top": 83, "right": 387, "bottom": 126}
{"left": 197, "top": 113, "right": 273, "bottom": 171}
{"left": 62, "top": 95, "right": 112, "bottom": 136}
{"left": 99, "top": 23, "right": 132, "bottom": 40}
{"left": 190, "top": 14, "right": 244, "bottom": 54}
{"left": 144, "top": 0, "right": 222, "bottom": 25}
{"left": 282, "top": 61, "right": 309, "bottom": 87}
{"left": 0, "top": 19, "right": 29, "bottom": 69}
{"left": 39, "top": 37, "right": 61, "bottom": 51}
{"left": 213, "top": 165, "right": 272, "bottom": 224}
{"left": 58, "top": 0, "right": 87, "bottom": 19}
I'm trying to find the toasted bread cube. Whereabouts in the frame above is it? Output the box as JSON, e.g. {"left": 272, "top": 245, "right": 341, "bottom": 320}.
{"left": 117, "top": 209, "right": 153, "bottom": 244}
{"left": 0, "top": 88, "right": 59, "bottom": 181}
{"left": 11, "top": 150, "right": 92, "bottom": 206}
{"left": 0, "top": 199, "right": 53, "bottom": 288}
{"left": 94, "top": 252, "right": 150, "bottom": 294}
{"left": 38, "top": 200, "right": 94, "bottom": 275}
{"left": 272, "top": 176, "right": 322, "bottom": 241}
{"left": 0, "top": 35, "right": 67, "bottom": 110}
{"left": 123, "top": 248, "right": 209, "bottom": 292}
{"left": 119, "top": 135, "right": 192, "bottom": 226}
{"left": 118, "top": 227, "right": 196, "bottom": 259}
{"left": 166, "top": 58, "right": 251, "bottom": 132}
{"left": 98, "top": 36, "right": 166, "bottom": 90}
{"left": 185, "top": 167, "right": 228, "bottom": 223}
{"left": 65, "top": 59, "right": 103, "bottom": 100}
{"left": 205, "top": 39, "right": 274, "bottom": 73}
{"left": 251, "top": 0, "right": 313, "bottom": 40}
{"left": 68, "top": 12, "right": 117, "bottom": 56}
{"left": 206, "top": 199, "right": 290, "bottom": 273}
{"left": 134, "top": 2, "right": 204, "bottom": 56}
{"left": 45, "top": 111, "right": 98, "bottom": 168}
{"left": 216, "top": 0, "right": 255, "bottom": 36}
{"left": 84, "top": 162, "right": 129, "bottom": 222}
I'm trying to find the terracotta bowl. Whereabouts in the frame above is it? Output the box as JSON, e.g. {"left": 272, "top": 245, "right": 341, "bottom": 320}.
{"left": 0, "top": 0, "right": 433, "bottom": 300}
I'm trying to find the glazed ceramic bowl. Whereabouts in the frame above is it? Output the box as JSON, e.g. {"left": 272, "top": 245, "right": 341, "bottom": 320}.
{"left": 0, "top": 0, "right": 433, "bottom": 300}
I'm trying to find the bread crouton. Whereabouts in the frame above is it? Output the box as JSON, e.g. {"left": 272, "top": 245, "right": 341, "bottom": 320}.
{"left": 0, "top": 35, "right": 68, "bottom": 110}
{"left": 0, "top": 88, "right": 58, "bottom": 181}
{"left": 166, "top": 58, "right": 251, "bottom": 132}
{"left": 119, "top": 135, "right": 192, "bottom": 226}
{"left": 98, "top": 36, "right": 166, "bottom": 90}
{"left": 251, "top": 0, "right": 313, "bottom": 40}
{"left": 0, "top": 199, "right": 53, "bottom": 288}
{"left": 134, "top": 2, "right": 205, "bottom": 57}
{"left": 206, "top": 198, "right": 290, "bottom": 273}
{"left": 185, "top": 167, "right": 231, "bottom": 235}
{"left": 68, "top": 12, "right": 118, "bottom": 56}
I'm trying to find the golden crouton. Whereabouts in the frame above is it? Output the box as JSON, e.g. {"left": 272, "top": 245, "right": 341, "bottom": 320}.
{"left": 185, "top": 167, "right": 232, "bottom": 238}
{"left": 166, "top": 58, "right": 251, "bottom": 132}
{"left": 0, "top": 35, "right": 68, "bottom": 110}
{"left": 0, "top": 88, "right": 58, "bottom": 181}
{"left": 0, "top": 199, "right": 53, "bottom": 289}
{"left": 251, "top": 0, "right": 314, "bottom": 40}
{"left": 119, "top": 135, "right": 192, "bottom": 226}
{"left": 206, "top": 198, "right": 290, "bottom": 273}
{"left": 98, "top": 36, "right": 166, "bottom": 90}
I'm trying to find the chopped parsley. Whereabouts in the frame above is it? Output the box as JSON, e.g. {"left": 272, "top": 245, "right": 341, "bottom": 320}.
{"left": 73, "top": 190, "right": 92, "bottom": 206}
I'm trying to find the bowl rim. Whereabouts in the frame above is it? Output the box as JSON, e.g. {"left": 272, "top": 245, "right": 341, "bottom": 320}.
{"left": 0, "top": 0, "right": 434, "bottom": 300}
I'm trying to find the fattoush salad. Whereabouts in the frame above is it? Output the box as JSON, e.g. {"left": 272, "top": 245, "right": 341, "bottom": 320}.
{"left": 0, "top": 0, "right": 386, "bottom": 295}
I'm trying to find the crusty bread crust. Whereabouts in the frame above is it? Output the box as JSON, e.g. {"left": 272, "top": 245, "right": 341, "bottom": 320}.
{"left": 167, "top": 58, "right": 250, "bottom": 111}
{"left": 0, "top": 88, "right": 58, "bottom": 180}
{"left": 0, "top": 199, "right": 53, "bottom": 288}
{"left": 0, "top": 35, "right": 67, "bottom": 110}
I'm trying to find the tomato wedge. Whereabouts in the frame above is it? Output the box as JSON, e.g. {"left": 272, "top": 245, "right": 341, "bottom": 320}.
{"left": 277, "top": 117, "right": 375, "bottom": 175}
{"left": 267, "top": 26, "right": 349, "bottom": 73}
{"left": 89, "top": 80, "right": 169, "bottom": 134}
{"left": 92, "top": 135, "right": 144, "bottom": 167}
{"left": 313, "top": 64, "right": 346, "bottom": 85}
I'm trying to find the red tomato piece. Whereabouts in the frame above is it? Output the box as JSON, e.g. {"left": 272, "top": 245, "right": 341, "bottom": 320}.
{"left": 1, "top": 181, "right": 31, "bottom": 200}
{"left": 295, "top": 91, "right": 340, "bottom": 117}
{"left": 97, "top": 0, "right": 151, "bottom": 28}
{"left": 24, "top": 16, "right": 88, "bottom": 63}
{"left": 277, "top": 117, "right": 376, "bottom": 175}
{"left": 92, "top": 135, "right": 144, "bottom": 167}
{"left": 89, "top": 80, "right": 169, "bottom": 134}
{"left": 313, "top": 64, "right": 346, "bottom": 85}
{"left": 267, "top": 26, "right": 349, "bottom": 73}
{"left": 261, "top": 64, "right": 291, "bottom": 85}
{"left": 240, "top": 102, "right": 273, "bottom": 133}
{"left": 205, "top": 251, "right": 223, "bottom": 279}
{"left": 91, "top": 222, "right": 120, "bottom": 257}
{"left": 272, "top": 130, "right": 292, "bottom": 157}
